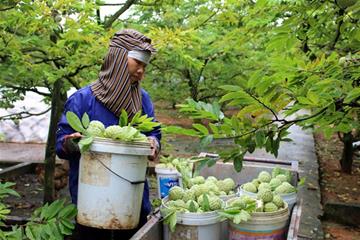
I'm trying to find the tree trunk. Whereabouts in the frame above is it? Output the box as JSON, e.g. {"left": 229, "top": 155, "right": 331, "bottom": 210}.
{"left": 340, "top": 132, "right": 354, "bottom": 174}
{"left": 43, "top": 79, "right": 66, "bottom": 203}
{"left": 185, "top": 69, "right": 198, "bottom": 101}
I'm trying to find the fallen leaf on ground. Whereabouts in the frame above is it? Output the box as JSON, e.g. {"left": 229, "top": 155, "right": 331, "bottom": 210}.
{"left": 307, "top": 183, "right": 318, "bottom": 190}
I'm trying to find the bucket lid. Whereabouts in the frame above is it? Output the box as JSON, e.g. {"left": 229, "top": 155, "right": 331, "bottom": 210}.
{"left": 155, "top": 167, "right": 180, "bottom": 175}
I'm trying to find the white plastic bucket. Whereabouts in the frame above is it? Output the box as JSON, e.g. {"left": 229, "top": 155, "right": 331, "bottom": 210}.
{"left": 77, "top": 138, "right": 151, "bottom": 230}
{"left": 228, "top": 203, "right": 290, "bottom": 240}
{"left": 239, "top": 185, "right": 297, "bottom": 211}
{"left": 155, "top": 167, "right": 182, "bottom": 199}
{"left": 161, "top": 198, "right": 224, "bottom": 240}
{"left": 163, "top": 211, "right": 224, "bottom": 240}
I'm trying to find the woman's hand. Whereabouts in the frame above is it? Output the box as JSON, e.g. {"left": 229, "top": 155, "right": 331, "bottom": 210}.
{"left": 62, "top": 132, "right": 82, "bottom": 154}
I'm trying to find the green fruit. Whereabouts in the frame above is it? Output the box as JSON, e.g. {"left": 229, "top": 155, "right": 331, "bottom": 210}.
{"left": 269, "top": 178, "right": 282, "bottom": 191}
{"left": 86, "top": 120, "right": 106, "bottom": 137}
{"left": 272, "top": 195, "right": 284, "bottom": 208}
{"left": 264, "top": 202, "right": 278, "bottom": 212}
{"left": 272, "top": 167, "right": 291, "bottom": 182}
{"left": 104, "top": 125, "right": 123, "bottom": 139}
{"left": 258, "top": 182, "right": 271, "bottom": 192}
{"left": 209, "top": 196, "right": 223, "bottom": 211}
{"left": 243, "top": 182, "right": 257, "bottom": 193}
{"left": 206, "top": 176, "right": 218, "bottom": 184}
{"left": 183, "top": 189, "right": 196, "bottom": 202}
{"left": 186, "top": 200, "right": 199, "bottom": 212}
{"left": 86, "top": 127, "right": 103, "bottom": 137}
{"left": 275, "top": 174, "right": 288, "bottom": 183}
{"left": 168, "top": 186, "right": 184, "bottom": 200}
{"left": 219, "top": 191, "right": 227, "bottom": 196}
{"left": 222, "top": 178, "right": 236, "bottom": 193}
{"left": 229, "top": 198, "right": 246, "bottom": 209}
{"left": 258, "top": 171, "right": 272, "bottom": 183}
{"left": 257, "top": 189, "right": 273, "bottom": 203}
{"left": 89, "top": 120, "right": 105, "bottom": 131}
{"left": 167, "top": 199, "right": 186, "bottom": 209}
{"left": 191, "top": 176, "right": 205, "bottom": 185}
{"left": 274, "top": 182, "right": 296, "bottom": 194}
{"left": 251, "top": 179, "right": 261, "bottom": 188}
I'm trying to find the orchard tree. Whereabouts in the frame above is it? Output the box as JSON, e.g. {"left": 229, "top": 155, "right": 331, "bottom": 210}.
{"left": 164, "top": 0, "right": 360, "bottom": 173}
{"left": 0, "top": 0, "right": 112, "bottom": 202}
{"left": 128, "top": 0, "right": 248, "bottom": 106}
{"left": 0, "top": 0, "right": 154, "bottom": 203}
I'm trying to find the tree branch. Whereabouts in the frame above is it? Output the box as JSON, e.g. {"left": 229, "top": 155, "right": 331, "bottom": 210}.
{"left": 330, "top": 9, "right": 345, "bottom": 51}
{"left": 245, "top": 90, "right": 280, "bottom": 121}
{"left": 21, "top": 47, "right": 48, "bottom": 56}
{"left": 0, "top": 108, "right": 51, "bottom": 121}
{"left": 34, "top": 57, "right": 65, "bottom": 64}
{"left": 103, "top": 0, "right": 137, "bottom": 29}
{"left": 60, "top": 64, "right": 95, "bottom": 89}
{"left": 4, "top": 85, "right": 51, "bottom": 97}
{"left": 218, "top": 106, "right": 329, "bottom": 140}
{"left": 194, "top": 9, "right": 219, "bottom": 30}
{"left": 65, "top": 76, "right": 81, "bottom": 90}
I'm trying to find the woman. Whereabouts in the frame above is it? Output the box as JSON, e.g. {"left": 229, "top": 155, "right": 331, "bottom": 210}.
{"left": 56, "top": 29, "right": 161, "bottom": 240}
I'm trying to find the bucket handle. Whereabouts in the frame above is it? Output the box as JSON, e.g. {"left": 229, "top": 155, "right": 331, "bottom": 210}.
{"left": 97, "top": 159, "right": 146, "bottom": 185}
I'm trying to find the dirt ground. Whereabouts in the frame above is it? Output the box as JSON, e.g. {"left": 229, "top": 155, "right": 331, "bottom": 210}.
{"left": 314, "top": 133, "right": 360, "bottom": 239}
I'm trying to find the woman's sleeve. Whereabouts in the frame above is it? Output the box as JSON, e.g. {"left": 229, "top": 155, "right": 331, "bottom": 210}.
{"left": 141, "top": 91, "right": 162, "bottom": 148}
{"left": 55, "top": 94, "right": 83, "bottom": 161}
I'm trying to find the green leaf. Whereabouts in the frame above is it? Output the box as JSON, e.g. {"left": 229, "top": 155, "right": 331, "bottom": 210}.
{"left": 219, "top": 85, "right": 243, "bottom": 91}
{"left": 119, "top": 110, "right": 128, "bottom": 127}
{"left": 129, "top": 111, "right": 141, "bottom": 126}
{"left": 219, "top": 91, "right": 254, "bottom": 105}
{"left": 233, "top": 154, "right": 243, "bottom": 172}
{"left": 344, "top": 87, "right": 360, "bottom": 104}
{"left": 189, "top": 201, "right": 196, "bottom": 212}
{"left": 200, "top": 135, "right": 213, "bottom": 147}
{"left": 297, "top": 97, "right": 313, "bottom": 105}
{"left": 307, "top": 91, "right": 319, "bottom": 105}
{"left": 66, "top": 112, "right": 86, "bottom": 133}
{"left": 255, "top": 130, "right": 266, "bottom": 147}
{"left": 163, "top": 211, "right": 177, "bottom": 232}
{"left": 60, "top": 219, "right": 75, "bottom": 230}
{"left": 58, "top": 204, "right": 77, "bottom": 219}
{"left": 209, "top": 123, "right": 219, "bottom": 135}
{"left": 192, "top": 124, "right": 209, "bottom": 135}
{"left": 298, "top": 177, "right": 306, "bottom": 186}
{"left": 59, "top": 221, "right": 73, "bottom": 235}
{"left": 25, "top": 226, "right": 36, "bottom": 240}
{"left": 163, "top": 126, "right": 200, "bottom": 136}
{"left": 201, "top": 194, "right": 210, "bottom": 211}
{"left": 81, "top": 113, "right": 90, "bottom": 129}
{"left": 78, "top": 136, "right": 93, "bottom": 153}
{"left": 43, "top": 199, "right": 65, "bottom": 220}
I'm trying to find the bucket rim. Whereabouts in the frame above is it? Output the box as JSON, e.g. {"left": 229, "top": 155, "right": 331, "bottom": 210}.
{"left": 155, "top": 166, "right": 180, "bottom": 174}
{"left": 161, "top": 197, "right": 223, "bottom": 217}
{"left": 225, "top": 197, "right": 289, "bottom": 216}
{"left": 91, "top": 137, "right": 151, "bottom": 148}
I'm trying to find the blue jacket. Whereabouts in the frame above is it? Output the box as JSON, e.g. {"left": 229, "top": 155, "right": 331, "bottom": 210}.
{"left": 56, "top": 85, "right": 161, "bottom": 219}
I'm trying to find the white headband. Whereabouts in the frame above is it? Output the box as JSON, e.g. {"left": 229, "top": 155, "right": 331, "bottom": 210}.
{"left": 128, "top": 50, "right": 151, "bottom": 65}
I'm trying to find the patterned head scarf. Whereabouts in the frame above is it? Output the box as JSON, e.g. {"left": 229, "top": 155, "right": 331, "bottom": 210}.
{"left": 91, "top": 29, "right": 156, "bottom": 119}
